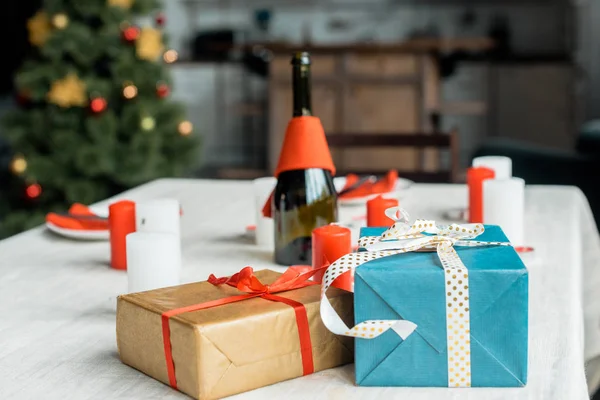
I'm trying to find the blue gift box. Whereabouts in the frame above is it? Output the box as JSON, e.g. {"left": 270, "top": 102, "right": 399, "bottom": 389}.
{"left": 354, "top": 225, "right": 528, "bottom": 387}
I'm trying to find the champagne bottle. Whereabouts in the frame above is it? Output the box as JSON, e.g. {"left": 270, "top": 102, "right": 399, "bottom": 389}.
{"left": 273, "top": 52, "right": 338, "bottom": 266}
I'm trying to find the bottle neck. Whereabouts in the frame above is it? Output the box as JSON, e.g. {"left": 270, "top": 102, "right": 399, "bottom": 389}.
{"left": 292, "top": 64, "right": 312, "bottom": 117}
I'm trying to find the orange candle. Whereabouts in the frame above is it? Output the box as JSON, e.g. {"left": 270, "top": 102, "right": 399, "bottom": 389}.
{"left": 109, "top": 200, "right": 136, "bottom": 270}
{"left": 467, "top": 167, "right": 495, "bottom": 223}
{"left": 312, "top": 225, "right": 352, "bottom": 289}
{"left": 367, "top": 195, "right": 399, "bottom": 227}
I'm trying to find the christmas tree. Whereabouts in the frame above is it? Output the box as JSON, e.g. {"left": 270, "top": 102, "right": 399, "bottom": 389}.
{"left": 0, "top": 0, "right": 197, "bottom": 239}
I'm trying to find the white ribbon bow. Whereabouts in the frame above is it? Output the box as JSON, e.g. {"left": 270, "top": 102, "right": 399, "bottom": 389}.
{"left": 319, "top": 206, "right": 511, "bottom": 341}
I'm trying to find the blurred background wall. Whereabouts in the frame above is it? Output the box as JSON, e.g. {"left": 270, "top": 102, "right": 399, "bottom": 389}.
{"left": 161, "top": 0, "right": 590, "bottom": 177}
{"left": 3, "top": 0, "right": 600, "bottom": 179}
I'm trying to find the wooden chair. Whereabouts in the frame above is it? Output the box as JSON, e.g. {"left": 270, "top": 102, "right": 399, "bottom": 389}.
{"left": 326, "top": 129, "right": 459, "bottom": 183}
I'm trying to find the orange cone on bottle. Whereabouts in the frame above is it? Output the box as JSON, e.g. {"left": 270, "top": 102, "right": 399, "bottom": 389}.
{"left": 262, "top": 116, "right": 336, "bottom": 218}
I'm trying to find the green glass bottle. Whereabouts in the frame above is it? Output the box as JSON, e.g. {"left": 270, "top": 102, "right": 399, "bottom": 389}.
{"left": 273, "top": 52, "right": 338, "bottom": 266}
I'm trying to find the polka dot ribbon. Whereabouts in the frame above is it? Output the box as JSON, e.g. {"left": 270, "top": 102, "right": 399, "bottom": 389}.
{"left": 319, "top": 206, "right": 511, "bottom": 387}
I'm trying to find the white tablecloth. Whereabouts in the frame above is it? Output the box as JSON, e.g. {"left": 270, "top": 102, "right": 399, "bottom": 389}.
{"left": 1, "top": 179, "right": 599, "bottom": 400}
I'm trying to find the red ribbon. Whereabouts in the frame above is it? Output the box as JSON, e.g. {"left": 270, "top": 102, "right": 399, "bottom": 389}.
{"left": 161, "top": 265, "right": 324, "bottom": 390}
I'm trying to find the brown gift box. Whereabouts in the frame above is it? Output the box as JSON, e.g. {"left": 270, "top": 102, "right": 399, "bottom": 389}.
{"left": 116, "top": 269, "right": 354, "bottom": 400}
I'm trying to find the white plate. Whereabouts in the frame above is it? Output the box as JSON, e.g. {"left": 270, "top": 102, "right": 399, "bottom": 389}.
{"left": 46, "top": 222, "right": 109, "bottom": 241}
{"left": 333, "top": 177, "right": 414, "bottom": 206}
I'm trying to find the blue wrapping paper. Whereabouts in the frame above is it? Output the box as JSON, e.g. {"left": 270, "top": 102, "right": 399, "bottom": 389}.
{"left": 354, "top": 225, "right": 528, "bottom": 387}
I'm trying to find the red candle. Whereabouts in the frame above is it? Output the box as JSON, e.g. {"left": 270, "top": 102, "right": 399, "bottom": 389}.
{"left": 312, "top": 224, "right": 352, "bottom": 289}
{"left": 467, "top": 167, "right": 495, "bottom": 223}
{"left": 367, "top": 195, "right": 399, "bottom": 227}
{"left": 109, "top": 200, "right": 136, "bottom": 270}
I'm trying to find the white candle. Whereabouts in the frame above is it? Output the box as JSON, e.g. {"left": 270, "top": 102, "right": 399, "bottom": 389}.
{"left": 472, "top": 156, "right": 512, "bottom": 180}
{"left": 253, "top": 177, "right": 277, "bottom": 248}
{"left": 483, "top": 178, "right": 525, "bottom": 246}
{"left": 135, "top": 198, "right": 180, "bottom": 238}
{"left": 126, "top": 232, "right": 182, "bottom": 293}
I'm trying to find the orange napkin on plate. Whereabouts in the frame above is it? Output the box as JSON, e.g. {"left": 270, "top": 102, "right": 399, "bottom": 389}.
{"left": 46, "top": 203, "right": 108, "bottom": 231}
{"left": 339, "top": 170, "right": 398, "bottom": 199}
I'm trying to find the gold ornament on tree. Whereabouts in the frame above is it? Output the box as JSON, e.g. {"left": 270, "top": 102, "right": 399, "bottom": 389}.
{"left": 47, "top": 74, "right": 88, "bottom": 108}
{"left": 52, "top": 13, "right": 69, "bottom": 29}
{"left": 123, "top": 83, "right": 138, "bottom": 99}
{"left": 108, "top": 0, "right": 134, "bottom": 9}
{"left": 136, "top": 27, "right": 164, "bottom": 61}
{"left": 10, "top": 155, "right": 27, "bottom": 175}
{"left": 163, "top": 49, "right": 178, "bottom": 64}
{"left": 27, "top": 11, "right": 52, "bottom": 46}
{"left": 141, "top": 116, "right": 156, "bottom": 131}
{"left": 178, "top": 121, "right": 193, "bottom": 136}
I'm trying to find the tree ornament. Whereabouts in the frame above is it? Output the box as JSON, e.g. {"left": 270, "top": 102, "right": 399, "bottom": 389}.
{"left": 123, "top": 84, "right": 138, "bottom": 99}
{"left": 108, "top": 0, "right": 134, "bottom": 9}
{"left": 136, "top": 27, "right": 164, "bottom": 61}
{"left": 27, "top": 11, "right": 52, "bottom": 47}
{"left": 47, "top": 74, "right": 87, "bottom": 108}
{"left": 90, "top": 97, "right": 107, "bottom": 113}
{"left": 10, "top": 155, "right": 27, "bottom": 175}
{"left": 52, "top": 13, "right": 69, "bottom": 29}
{"left": 155, "top": 12, "right": 166, "bottom": 26}
{"left": 163, "top": 49, "right": 178, "bottom": 64}
{"left": 141, "top": 116, "right": 156, "bottom": 131}
{"left": 156, "top": 83, "right": 169, "bottom": 98}
{"left": 25, "top": 183, "right": 42, "bottom": 200}
{"left": 178, "top": 120, "right": 193, "bottom": 136}
{"left": 123, "top": 26, "right": 140, "bottom": 42}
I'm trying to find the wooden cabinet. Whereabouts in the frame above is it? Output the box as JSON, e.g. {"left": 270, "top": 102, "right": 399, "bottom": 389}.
{"left": 345, "top": 54, "right": 417, "bottom": 78}
{"left": 265, "top": 39, "right": 496, "bottom": 175}
{"left": 341, "top": 83, "right": 419, "bottom": 171}
{"left": 268, "top": 51, "right": 436, "bottom": 173}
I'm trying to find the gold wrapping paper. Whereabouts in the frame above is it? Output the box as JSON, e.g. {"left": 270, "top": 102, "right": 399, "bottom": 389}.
{"left": 116, "top": 269, "right": 354, "bottom": 400}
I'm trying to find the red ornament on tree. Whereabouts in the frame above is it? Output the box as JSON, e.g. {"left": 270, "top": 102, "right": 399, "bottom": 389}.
{"left": 123, "top": 26, "right": 140, "bottom": 42}
{"left": 25, "top": 183, "right": 42, "bottom": 199}
{"left": 156, "top": 83, "right": 170, "bottom": 98}
{"left": 90, "top": 97, "right": 107, "bottom": 113}
{"left": 155, "top": 12, "right": 165, "bottom": 26}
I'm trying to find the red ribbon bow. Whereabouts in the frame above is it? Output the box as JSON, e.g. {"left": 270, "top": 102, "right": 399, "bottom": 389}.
{"left": 161, "top": 265, "right": 324, "bottom": 390}
{"left": 207, "top": 265, "right": 321, "bottom": 294}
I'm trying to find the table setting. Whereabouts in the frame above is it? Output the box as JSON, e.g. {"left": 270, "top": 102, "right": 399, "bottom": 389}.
{"left": 1, "top": 176, "right": 600, "bottom": 399}
{"left": 2, "top": 52, "right": 600, "bottom": 400}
